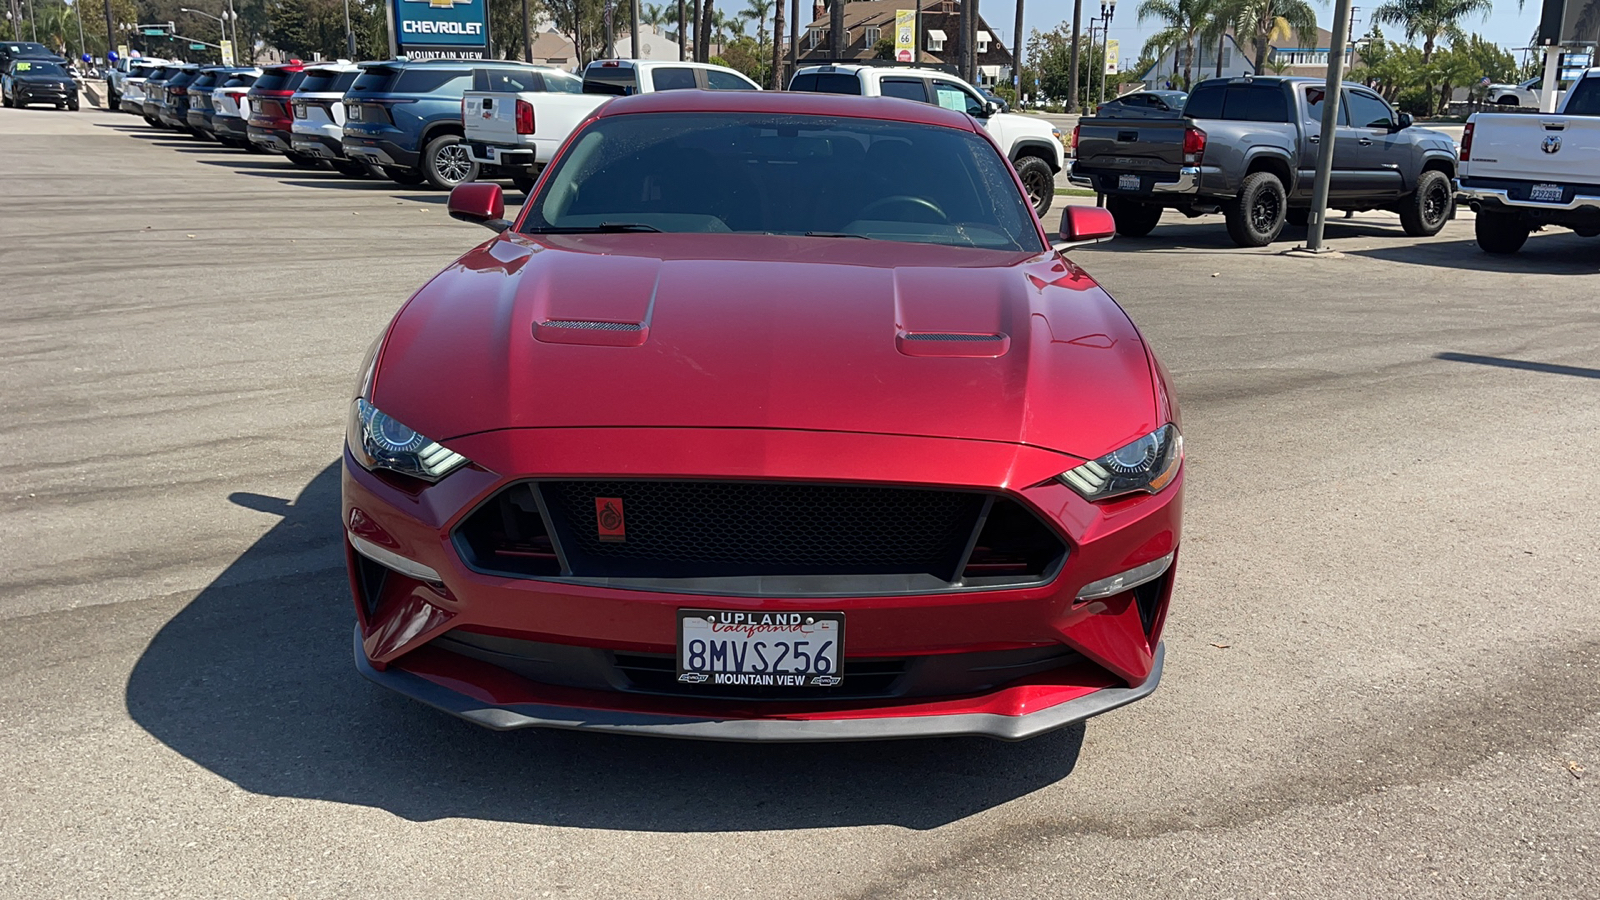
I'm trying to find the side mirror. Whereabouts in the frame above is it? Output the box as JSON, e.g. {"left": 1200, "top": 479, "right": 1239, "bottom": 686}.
{"left": 1394, "top": 112, "right": 1413, "bottom": 130}
{"left": 447, "top": 182, "right": 512, "bottom": 233}
{"left": 1053, "top": 205, "right": 1116, "bottom": 252}
{"left": 979, "top": 99, "right": 999, "bottom": 118}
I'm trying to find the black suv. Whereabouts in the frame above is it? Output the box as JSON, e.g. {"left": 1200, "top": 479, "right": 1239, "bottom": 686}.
{"left": 344, "top": 59, "right": 537, "bottom": 189}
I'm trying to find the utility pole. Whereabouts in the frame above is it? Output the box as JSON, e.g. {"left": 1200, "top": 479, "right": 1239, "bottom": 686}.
{"left": 101, "top": 0, "right": 113, "bottom": 64}
{"left": 631, "top": 0, "right": 640, "bottom": 58}
{"left": 1301, "top": 0, "right": 1353, "bottom": 252}
{"left": 1011, "top": 0, "right": 1023, "bottom": 100}
{"left": 1066, "top": 0, "right": 1081, "bottom": 111}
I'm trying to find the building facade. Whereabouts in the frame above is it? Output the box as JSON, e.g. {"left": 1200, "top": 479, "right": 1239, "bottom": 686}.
{"left": 797, "top": 0, "right": 1014, "bottom": 85}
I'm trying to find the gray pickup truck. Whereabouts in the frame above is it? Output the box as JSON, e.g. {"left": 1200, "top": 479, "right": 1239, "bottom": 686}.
{"left": 1070, "top": 76, "right": 1459, "bottom": 246}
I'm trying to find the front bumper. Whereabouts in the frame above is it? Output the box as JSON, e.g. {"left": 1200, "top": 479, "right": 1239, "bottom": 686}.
{"left": 343, "top": 427, "right": 1182, "bottom": 741}
{"left": 120, "top": 97, "right": 145, "bottom": 114}
{"left": 356, "top": 625, "right": 1165, "bottom": 741}
{"left": 15, "top": 84, "right": 76, "bottom": 105}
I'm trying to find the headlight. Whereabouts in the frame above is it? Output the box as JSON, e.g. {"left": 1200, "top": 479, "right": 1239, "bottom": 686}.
{"left": 1057, "top": 425, "right": 1182, "bottom": 501}
{"left": 347, "top": 398, "right": 469, "bottom": 481}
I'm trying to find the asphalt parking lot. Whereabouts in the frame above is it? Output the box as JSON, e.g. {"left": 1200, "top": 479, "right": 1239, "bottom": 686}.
{"left": 3, "top": 105, "right": 1598, "bottom": 899}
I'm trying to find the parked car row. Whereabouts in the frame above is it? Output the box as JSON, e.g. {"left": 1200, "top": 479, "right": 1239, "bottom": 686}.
{"left": 112, "top": 55, "right": 767, "bottom": 191}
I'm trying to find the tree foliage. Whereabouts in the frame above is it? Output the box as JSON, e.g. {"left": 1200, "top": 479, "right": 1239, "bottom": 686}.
{"left": 1024, "top": 23, "right": 1094, "bottom": 101}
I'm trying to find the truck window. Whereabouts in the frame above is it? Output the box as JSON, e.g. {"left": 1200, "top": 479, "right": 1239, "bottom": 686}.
{"left": 475, "top": 67, "right": 543, "bottom": 92}
{"left": 880, "top": 77, "right": 927, "bottom": 102}
{"left": 706, "top": 69, "right": 757, "bottom": 90}
{"left": 932, "top": 80, "right": 985, "bottom": 116}
{"left": 395, "top": 69, "right": 469, "bottom": 94}
{"left": 543, "top": 71, "right": 583, "bottom": 93}
{"left": 1344, "top": 89, "right": 1394, "bottom": 128}
{"left": 1302, "top": 85, "right": 1348, "bottom": 125}
{"left": 1564, "top": 77, "right": 1600, "bottom": 115}
{"left": 584, "top": 65, "right": 639, "bottom": 95}
{"left": 790, "top": 72, "right": 862, "bottom": 94}
{"left": 1182, "top": 82, "right": 1287, "bottom": 121}
{"left": 651, "top": 67, "right": 698, "bottom": 91}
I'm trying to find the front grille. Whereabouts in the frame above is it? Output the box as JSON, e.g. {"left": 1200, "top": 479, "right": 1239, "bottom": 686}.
{"left": 544, "top": 480, "right": 983, "bottom": 577}
{"left": 454, "top": 479, "right": 1067, "bottom": 594}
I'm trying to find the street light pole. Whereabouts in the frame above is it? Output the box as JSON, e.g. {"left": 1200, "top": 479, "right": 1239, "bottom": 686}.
{"left": 1302, "top": 0, "right": 1353, "bottom": 252}
{"left": 1097, "top": 0, "right": 1115, "bottom": 105}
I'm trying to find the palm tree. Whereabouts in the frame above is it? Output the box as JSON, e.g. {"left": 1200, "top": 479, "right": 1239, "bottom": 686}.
{"left": 1223, "top": 0, "right": 1319, "bottom": 73}
{"left": 1370, "top": 0, "right": 1491, "bottom": 64}
{"left": 1138, "top": 0, "right": 1211, "bottom": 90}
{"left": 771, "top": 0, "right": 784, "bottom": 87}
{"left": 740, "top": 0, "right": 772, "bottom": 54}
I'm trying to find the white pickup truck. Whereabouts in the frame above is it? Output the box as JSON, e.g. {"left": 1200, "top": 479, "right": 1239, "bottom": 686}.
{"left": 787, "top": 64, "right": 1066, "bottom": 215}
{"left": 1458, "top": 67, "right": 1600, "bottom": 254}
{"left": 464, "top": 59, "right": 761, "bottom": 192}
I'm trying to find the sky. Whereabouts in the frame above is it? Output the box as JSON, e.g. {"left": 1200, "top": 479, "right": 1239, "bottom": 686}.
{"left": 985, "top": 1, "right": 1548, "bottom": 69}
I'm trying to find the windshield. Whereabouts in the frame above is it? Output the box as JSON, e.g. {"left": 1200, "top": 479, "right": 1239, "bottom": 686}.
{"left": 523, "top": 112, "right": 1042, "bottom": 251}
{"left": 13, "top": 60, "right": 69, "bottom": 77}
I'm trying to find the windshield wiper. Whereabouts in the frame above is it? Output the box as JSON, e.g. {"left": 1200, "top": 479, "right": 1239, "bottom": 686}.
{"left": 803, "top": 231, "right": 873, "bottom": 239}
{"left": 529, "top": 222, "right": 662, "bottom": 234}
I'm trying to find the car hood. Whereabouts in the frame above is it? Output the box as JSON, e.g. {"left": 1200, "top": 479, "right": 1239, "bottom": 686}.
{"left": 371, "top": 233, "right": 1161, "bottom": 462}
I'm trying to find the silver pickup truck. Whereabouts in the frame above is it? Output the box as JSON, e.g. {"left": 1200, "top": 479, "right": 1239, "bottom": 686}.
{"left": 1071, "top": 76, "right": 1459, "bottom": 247}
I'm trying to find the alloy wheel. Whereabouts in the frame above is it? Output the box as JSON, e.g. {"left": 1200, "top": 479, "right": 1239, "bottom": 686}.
{"left": 1251, "top": 189, "right": 1281, "bottom": 233}
{"left": 1423, "top": 182, "right": 1449, "bottom": 226}
{"left": 433, "top": 142, "right": 473, "bottom": 185}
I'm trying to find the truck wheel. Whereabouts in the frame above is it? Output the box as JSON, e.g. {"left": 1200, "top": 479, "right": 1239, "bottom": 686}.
{"left": 510, "top": 170, "right": 538, "bottom": 194}
{"left": 1400, "top": 170, "right": 1453, "bottom": 237}
{"left": 1015, "top": 156, "right": 1055, "bottom": 217}
{"left": 1106, "top": 197, "right": 1162, "bottom": 237}
{"left": 1474, "top": 211, "right": 1530, "bottom": 255}
{"left": 422, "top": 134, "right": 479, "bottom": 191}
{"left": 1224, "top": 172, "right": 1288, "bottom": 247}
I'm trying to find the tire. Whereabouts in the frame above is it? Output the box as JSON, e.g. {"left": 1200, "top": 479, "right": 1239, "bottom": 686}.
{"left": 332, "top": 159, "right": 372, "bottom": 178}
{"left": 1285, "top": 207, "right": 1311, "bottom": 227}
{"left": 144, "top": 115, "right": 159, "bottom": 127}
{"left": 1105, "top": 196, "right": 1162, "bottom": 237}
{"left": 1223, "top": 171, "right": 1288, "bottom": 247}
{"left": 1014, "top": 155, "right": 1055, "bottom": 217}
{"left": 1474, "top": 210, "right": 1530, "bottom": 255}
{"left": 1496, "top": 96, "right": 1519, "bottom": 107}
{"left": 383, "top": 166, "right": 427, "bottom": 185}
{"left": 1399, "top": 169, "right": 1453, "bottom": 237}
{"left": 510, "top": 169, "right": 538, "bottom": 194}
{"left": 285, "top": 152, "right": 326, "bottom": 170}
{"left": 421, "top": 133, "right": 479, "bottom": 190}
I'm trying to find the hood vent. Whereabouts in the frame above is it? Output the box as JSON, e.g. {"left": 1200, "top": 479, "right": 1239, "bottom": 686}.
{"left": 535, "top": 319, "right": 648, "bottom": 347}
{"left": 896, "top": 332, "right": 1011, "bottom": 358}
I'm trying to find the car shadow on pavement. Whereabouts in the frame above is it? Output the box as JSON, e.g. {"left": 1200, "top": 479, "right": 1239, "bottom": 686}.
{"left": 1347, "top": 235, "right": 1599, "bottom": 274}
{"left": 125, "top": 462, "right": 1084, "bottom": 832}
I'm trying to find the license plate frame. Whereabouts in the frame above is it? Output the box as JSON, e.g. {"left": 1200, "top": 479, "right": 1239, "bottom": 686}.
{"left": 1529, "top": 183, "right": 1563, "bottom": 203}
{"left": 676, "top": 609, "right": 844, "bottom": 688}
{"left": 1118, "top": 173, "right": 1142, "bottom": 191}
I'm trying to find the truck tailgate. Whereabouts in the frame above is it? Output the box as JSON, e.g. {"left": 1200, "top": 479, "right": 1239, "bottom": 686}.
{"left": 463, "top": 91, "right": 608, "bottom": 148}
{"left": 1467, "top": 113, "right": 1600, "bottom": 184}
{"left": 1073, "top": 117, "right": 1192, "bottom": 174}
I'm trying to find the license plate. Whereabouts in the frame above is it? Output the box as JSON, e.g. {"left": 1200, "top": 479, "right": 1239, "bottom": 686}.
{"left": 1118, "top": 173, "right": 1141, "bottom": 191}
{"left": 1529, "top": 183, "right": 1563, "bottom": 203}
{"left": 677, "top": 610, "right": 843, "bottom": 688}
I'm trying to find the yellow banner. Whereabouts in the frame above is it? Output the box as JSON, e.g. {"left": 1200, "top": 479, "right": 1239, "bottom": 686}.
{"left": 1105, "top": 38, "right": 1119, "bottom": 75}
{"left": 894, "top": 9, "right": 915, "bottom": 63}
{"left": 220, "top": 39, "right": 235, "bottom": 65}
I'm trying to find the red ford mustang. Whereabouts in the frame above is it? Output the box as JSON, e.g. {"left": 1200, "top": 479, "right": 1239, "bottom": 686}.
{"left": 343, "top": 90, "right": 1183, "bottom": 741}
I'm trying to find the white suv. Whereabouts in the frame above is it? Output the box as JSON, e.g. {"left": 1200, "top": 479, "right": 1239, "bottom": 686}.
{"left": 288, "top": 61, "right": 369, "bottom": 177}
{"left": 789, "top": 64, "right": 1065, "bottom": 214}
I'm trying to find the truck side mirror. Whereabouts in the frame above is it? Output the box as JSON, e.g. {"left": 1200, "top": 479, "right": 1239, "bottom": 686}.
{"left": 1394, "top": 112, "right": 1413, "bottom": 130}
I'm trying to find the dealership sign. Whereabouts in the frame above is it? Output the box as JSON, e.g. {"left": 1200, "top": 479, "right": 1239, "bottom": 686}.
{"left": 389, "top": 0, "right": 489, "bottom": 59}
